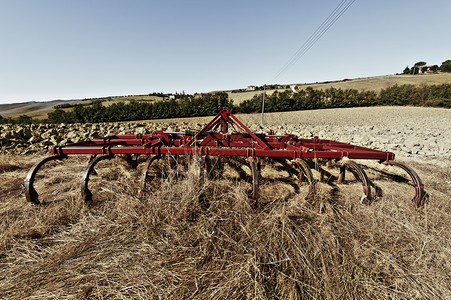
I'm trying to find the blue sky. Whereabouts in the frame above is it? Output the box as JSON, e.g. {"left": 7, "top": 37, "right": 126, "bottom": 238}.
{"left": 0, "top": 0, "right": 450, "bottom": 104}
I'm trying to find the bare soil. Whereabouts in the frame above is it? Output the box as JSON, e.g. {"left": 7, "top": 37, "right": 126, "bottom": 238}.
{"left": 143, "top": 106, "right": 451, "bottom": 165}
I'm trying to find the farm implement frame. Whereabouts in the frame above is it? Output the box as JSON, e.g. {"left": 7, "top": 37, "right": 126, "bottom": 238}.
{"left": 25, "top": 107, "right": 427, "bottom": 207}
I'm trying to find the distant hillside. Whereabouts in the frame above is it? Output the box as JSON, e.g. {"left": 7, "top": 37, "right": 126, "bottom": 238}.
{"left": 1, "top": 73, "right": 450, "bottom": 120}
{"left": 0, "top": 94, "right": 166, "bottom": 120}
{"left": 226, "top": 73, "right": 451, "bottom": 104}
{"left": 0, "top": 100, "right": 78, "bottom": 119}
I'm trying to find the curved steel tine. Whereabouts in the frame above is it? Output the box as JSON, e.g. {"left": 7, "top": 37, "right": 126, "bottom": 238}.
{"left": 196, "top": 155, "right": 206, "bottom": 182}
{"left": 248, "top": 157, "right": 261, "bottom": 204}
{"left": 339, "top": 159, "right": 371, "bottom": 204}
{"left": 383, "top": 160, "right": 427, "bottom": 207}
{"left": 205, "top": 156, "right": 212, "bottom": 179}
{"left": 293, "top": 159, "right": 317, "bottom": 200}
{"left": 215, "top": 156, "right": 224, "bottom": 179}
{"left": 206, "top": 155, "right": 224, "bottom": 180}
{"left": 126, "top": 154, "right": 139, "bottom": 170}
{"left": 196, "top": 155, "right": 209, "bottom": 209}
{"left": 88, "top": 154, "right": 97, "bottom": 163}
{"left": 140, "top": 155, "right": 162, "bottom": 192}
{"left": 337, "top": 164, "right": 346, "bottom": 184}
{"left": 81, "top": 155, "right": 114, "bottom": 202}
{"left": 88, "top": 154, "right": 98, "bottom": 175}
{"left": 24, "top": 155, "right": 68, "bottom": 205}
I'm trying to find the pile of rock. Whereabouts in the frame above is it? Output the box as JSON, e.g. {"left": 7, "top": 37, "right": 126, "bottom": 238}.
{"left": 0, "top": 122, "right": 203, "bottom": 155}
{"left": 1, "top": 120, "right": 449, "bottom": 160}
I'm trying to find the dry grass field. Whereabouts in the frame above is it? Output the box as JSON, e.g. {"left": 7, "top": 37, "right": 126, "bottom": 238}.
{"left": 227, "top": 73, "right": 451, "bottom": 104}
{"left": 0, "top": 107, "right": 450, "bottom": 299}
{"left": 0, "top": 101, "right": 68, "bottom": 119}
{"left": 101, "top": 95, "right": 163, "bottom": 107}
{"left": 295, "top": 73, "right": 451, "bottom": 92}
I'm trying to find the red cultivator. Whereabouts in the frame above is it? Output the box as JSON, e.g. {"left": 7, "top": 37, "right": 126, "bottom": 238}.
{"left": 25, "top": 107, "right": 427, "bottom": 207}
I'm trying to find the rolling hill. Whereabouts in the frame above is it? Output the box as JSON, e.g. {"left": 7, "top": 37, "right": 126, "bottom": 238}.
{"left": 1, "top": 73, "right": 450, "bottom": 120}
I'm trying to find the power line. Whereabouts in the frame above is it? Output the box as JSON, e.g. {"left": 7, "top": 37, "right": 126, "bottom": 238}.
{"left": 261, "top": 0, "right": 356, "bottom": 126}
{"left": 274, "top": 0, "right": 348, "bottom": 80}
{"left": 274, "top": 0, "right": 356, "bottom": 81}
{"left": 289, "top": 0, "right": 356, "bottom": 69}
{"left": 272, "top": 0, "right": 356, "bottom": 81}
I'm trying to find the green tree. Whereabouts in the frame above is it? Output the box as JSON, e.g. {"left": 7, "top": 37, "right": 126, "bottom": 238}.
{"left": 48, "top": 109, "right": 69, "bottom": 123}
{"left": 440, "top": 60, "right": 451, "bottom": 72}
{"left": 403, "top": 66, "right": 410, "bottom": 74}
{"left": 16, "top": 115, "right": 33, "bottom": 124}
{"left": 430, "top": 65, "right": 439, "bottom": 73}
{"left": 414, "top": 61, "right": 427, "bottom": 67}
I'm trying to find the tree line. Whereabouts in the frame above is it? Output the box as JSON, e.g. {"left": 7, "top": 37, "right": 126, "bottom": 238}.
{"left": 403, "top": 60, "right": 451, "bottom": 74}
{"left": 239, "top": 84, "right": 450, "bottom": 114}
{"left": 0, "top": 114, "right": 35, "bottom": 125}
{"left": 1, "top": 84, "right": 449, "bottom": 125}
{"left": 46, "top": 92, "right": 234, "bottom": 124}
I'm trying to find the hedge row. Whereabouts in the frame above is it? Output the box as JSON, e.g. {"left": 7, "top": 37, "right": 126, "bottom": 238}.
{"left": 239, "top": 84, "right": 451, "bottom": 113}
{"left": 1, "top": 84, "right": 449, "bottom": 124}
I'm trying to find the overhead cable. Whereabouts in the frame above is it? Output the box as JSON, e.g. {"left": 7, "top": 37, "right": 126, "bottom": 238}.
{"left": 272, "top": 0, "right": 356, "bottom": 81}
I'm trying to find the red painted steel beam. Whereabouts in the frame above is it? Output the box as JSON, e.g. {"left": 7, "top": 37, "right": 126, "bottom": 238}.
{"left": 50, "top": 107, "right": 395, "bottom": 162}
{"left": 52, "top": 143, "right": 394, "bottom": 161}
